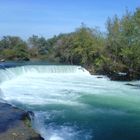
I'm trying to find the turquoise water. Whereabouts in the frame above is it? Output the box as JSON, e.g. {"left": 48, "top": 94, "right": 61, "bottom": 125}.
{"left": 0, "top": 65, "right": 140, "bottom": 140}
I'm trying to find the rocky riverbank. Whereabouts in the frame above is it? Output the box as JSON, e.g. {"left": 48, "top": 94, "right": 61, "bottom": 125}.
{"left": 86, "top": 66, "right": 140, "bottom": 81}
{"left": 0, "top": 102, "right": 44, "bottom": 140}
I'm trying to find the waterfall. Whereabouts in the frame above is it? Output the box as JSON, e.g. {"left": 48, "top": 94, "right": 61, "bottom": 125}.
{"left": 0, "top": 65, "right": 90, "bottom": 83}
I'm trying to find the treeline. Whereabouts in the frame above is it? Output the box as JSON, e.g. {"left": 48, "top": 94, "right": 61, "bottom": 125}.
{"left": 0, "top": 8, "right": 140, "bottom": 80}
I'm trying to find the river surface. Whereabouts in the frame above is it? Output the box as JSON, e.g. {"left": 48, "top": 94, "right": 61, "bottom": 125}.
{"left": 0, "top": 64, "right": 140, "bottom": 140}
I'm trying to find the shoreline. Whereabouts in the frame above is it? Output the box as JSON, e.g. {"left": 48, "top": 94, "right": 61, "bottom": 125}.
{"left": 0, "top": 102, "right": 44, "bottom": 140}
{"left": 86, "top": 66, "right": 140, "bottom": 81}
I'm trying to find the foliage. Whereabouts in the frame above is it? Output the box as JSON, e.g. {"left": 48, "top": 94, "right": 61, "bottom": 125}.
{"left": 0, "top": 36, "right": 29, "bottom": 61}
{"left": 105, "top": 8, "right": 140, "bottom": 79}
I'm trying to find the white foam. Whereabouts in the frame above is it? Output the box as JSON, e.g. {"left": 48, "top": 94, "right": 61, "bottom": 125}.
{"left": 0, "top": 65, "right": 90, "bottom": 84}
{"left": 49, "top": 135, "right": 64, "bottom": 140}
{"left": 33, "top": 112, "right": 92, "bottom": 140}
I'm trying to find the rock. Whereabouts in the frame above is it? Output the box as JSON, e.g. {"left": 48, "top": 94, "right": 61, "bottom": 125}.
{"left": 107, "top": 72, "right": 131, "bottom": 81}
{"left": 97, "top": 76, "right": 103, "bottom": 79}
{"left": 0, "top": 102, "right": 44, "bottom": 140}
{"left": 125, "top": 83, "right": 140, "bottom": 88}
{"left": 125, "top": 83, "right": 135, "bottom": 86}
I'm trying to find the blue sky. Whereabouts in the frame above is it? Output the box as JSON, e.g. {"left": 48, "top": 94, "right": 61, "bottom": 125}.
{"left": 0, "top": 0, "right": 139, "bottom": 39}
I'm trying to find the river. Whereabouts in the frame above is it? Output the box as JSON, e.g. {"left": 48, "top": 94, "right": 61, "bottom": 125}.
{"left": 0, "top": 64, "right": 140, "bottom": 140}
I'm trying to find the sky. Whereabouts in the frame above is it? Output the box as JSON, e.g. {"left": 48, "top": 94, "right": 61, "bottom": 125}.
{"left": 0, "top": 0, "right": 139, "bottom": 39}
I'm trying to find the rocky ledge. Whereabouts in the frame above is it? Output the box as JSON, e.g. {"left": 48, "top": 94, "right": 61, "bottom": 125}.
{"left": 0, "top": 102, "right": 44, "bottom": 140}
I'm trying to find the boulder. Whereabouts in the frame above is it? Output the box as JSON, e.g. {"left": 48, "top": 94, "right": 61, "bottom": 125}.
{"left": 0, "top": 102, "right": 44, "bottom": 140}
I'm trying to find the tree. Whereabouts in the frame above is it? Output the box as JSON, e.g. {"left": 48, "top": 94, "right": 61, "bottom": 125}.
{"left": 0, "top": 36, "right": 29, "bottom": 61}
{"left": 28, "top": 35, "right": 49, "bottom": 57}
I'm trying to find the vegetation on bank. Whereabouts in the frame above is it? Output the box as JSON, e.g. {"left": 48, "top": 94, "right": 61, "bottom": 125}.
{"left": 0, "top": 8, "right": 140, "bottom": 80}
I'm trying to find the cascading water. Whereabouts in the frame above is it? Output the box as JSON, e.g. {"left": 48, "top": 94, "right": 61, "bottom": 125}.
{"left": 0, "top": 65, "right": 140, "bottom": 140}
{"left": 0, "top": 65, "right": 89, "bottom": 83}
